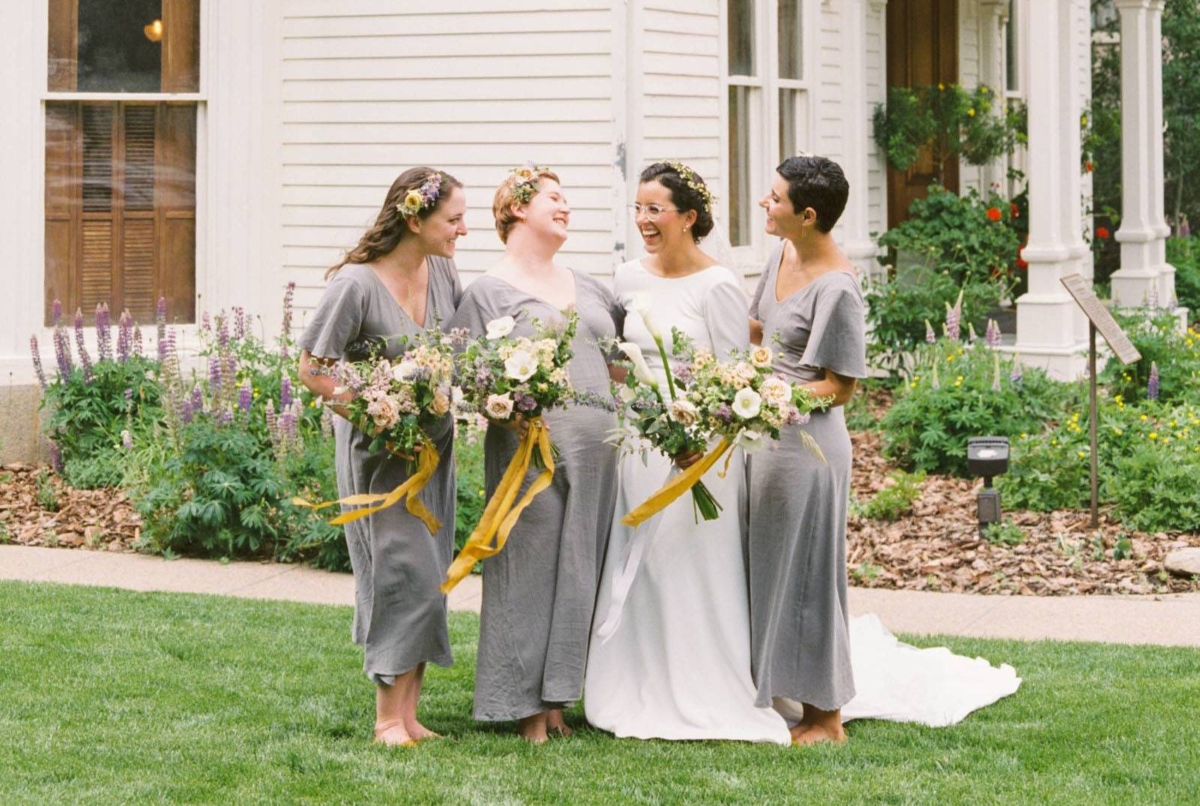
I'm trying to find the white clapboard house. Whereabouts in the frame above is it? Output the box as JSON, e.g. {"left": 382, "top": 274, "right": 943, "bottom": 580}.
{"left": 0, "top": 0, "right": 1174, "bottom": 461}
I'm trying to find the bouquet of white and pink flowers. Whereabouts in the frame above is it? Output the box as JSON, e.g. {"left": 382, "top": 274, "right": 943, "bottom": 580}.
{"left": 442, "top": 309, "right": 578, "bottom": 592}
{"left": 293, "top": 328, "right": 456, "bottom": 534}
{"left": 618, "top": 329, "right": 829, "bottom": 529}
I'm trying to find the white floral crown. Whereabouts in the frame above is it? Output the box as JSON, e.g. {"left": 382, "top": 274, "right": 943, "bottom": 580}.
{"left": 664, "top": 161, "right": 715, "bottom": 213}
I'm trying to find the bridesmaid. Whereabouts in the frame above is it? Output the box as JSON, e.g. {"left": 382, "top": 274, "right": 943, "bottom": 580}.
{"left": 450, "top": 167, "right": 622, "bottom": 743}
{"left": 746, "top": 155, "right": 867, "bottom": 746}
{"left": 298, "top": 168, "right": 466, "bottom": 747}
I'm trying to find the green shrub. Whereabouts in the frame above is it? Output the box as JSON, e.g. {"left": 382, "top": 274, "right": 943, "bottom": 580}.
{"left": 1166, "top": 236, "right": 1200, "bottom": 318}
{"left": 1099, "top": 310, "right": 1200, "bottom": 405}
{"left": 861, "top": 470, "right": 926, "bottom": 521}
{"left": 982, "top": 518, "right": 1025, "bottom": 546}
{"left": 881, "top": 341, "right": 1075, "bottom": 477}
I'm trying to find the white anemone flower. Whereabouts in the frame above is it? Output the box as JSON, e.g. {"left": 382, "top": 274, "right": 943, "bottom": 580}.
{"left": 503, "top": 349, "right": 538, "bottom": 382}
{"left": 486, "top": 315, "right": 517, "bottom": 340}
{"left": 735, "top": 429, "right": 765, "bottom": 452}
{"left": 732, "top": 387, "right": 763, "bottom": 420}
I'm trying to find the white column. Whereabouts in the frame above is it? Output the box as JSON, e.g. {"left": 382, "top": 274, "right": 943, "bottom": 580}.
{"left": 1011, "top": 0, "right": 1088, "bottom": 380}
{"left": 977, "top": 0, "right": 1010, "bottom": 195}
{"left": 1110, "top": 0, "right": 1173, "bottom": 307}
{"left": 842, "top": 0, "right": 880, "bottom": 280}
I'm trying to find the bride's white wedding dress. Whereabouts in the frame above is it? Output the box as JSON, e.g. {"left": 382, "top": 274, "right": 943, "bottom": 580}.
{"left": 584, "top": 259, "right": 1020, "bottom": 743}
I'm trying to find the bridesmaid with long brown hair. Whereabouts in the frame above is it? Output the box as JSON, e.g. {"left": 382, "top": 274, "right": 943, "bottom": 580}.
{"left": 298, "top": 167, "right": 467, "bottom": 747}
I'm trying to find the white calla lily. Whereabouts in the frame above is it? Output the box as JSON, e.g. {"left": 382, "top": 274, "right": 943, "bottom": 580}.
{"left": 619, "top": 341, "right": 658, "bottom": 387}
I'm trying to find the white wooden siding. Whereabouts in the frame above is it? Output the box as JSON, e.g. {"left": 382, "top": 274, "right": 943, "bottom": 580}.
{"left": 866, "top": 0, "right": 888, "bottom": 241}
{"left": 279, "top": 0, "right": 616, "bottom": 316}
{"left": 958, "top": 0, "right": 984, "bottom": 194}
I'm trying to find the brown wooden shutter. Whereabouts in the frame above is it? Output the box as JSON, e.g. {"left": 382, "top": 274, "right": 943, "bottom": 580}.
{"left": 80, "top": 104, "right": 116, "bottom": 317}
{"left": 44, "top": 103, "right": 78, "bottom": 323}
{"left": 158, "top": 104, "right": 197, "bottom": 324}
{"left": 46, "top": 0, "right": 78, "bottom": 92}
{"left": 162, "top": 0, "right": 201, "bottom": 93}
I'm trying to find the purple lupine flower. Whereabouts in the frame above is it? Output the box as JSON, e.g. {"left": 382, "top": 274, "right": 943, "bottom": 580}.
{"left": 925, "top": 319, "right": 937, "bottom": 344}
{"left": 208, "top": 356, "right": 223, "bottom": 393}
{"left": 53, "top": 327, "right": 73, "bottom": 379}
{"left": 156, "top": 297, "right": 167, "bottom": 324}
{"left": 944, "top": 300, "right": 961, "bottom": 343}
{"left": 73, "top": 310, "right": 94, "bottom": 384}
{"left": 280, "top": 375, "right": 293, "bottom": 409}
{"left": 121, "top": 429, "right": 133, "bottom": 449}
{"left": 117, "top": 310, "right": 133, "bottom": 363}
{"left": 281, "top": 281, "right": 295, "bottom": 338}
{"left": 233, "top": 306, "right": 246, "bottom": 341}
{"left": 238, "top": 380, "right": 253, "bottom": 413}
{"left": 217, "top": 407, "right": 234, "bottom": 426}
{"left": 1009, "top": 354, "right": 1023, "bottom": 387}
{"left": 223, "top": 354, "right": 238, "bottom": 387}
{"left": 30, "top": 336, "right": 47, "bottom": 389}
{"left": 190, "top": 385, "right": 204, "bottom": 413}
{"left": 48, "top": 441, "right": 62, "bottom": 473}
{"left": 1147, "top": 361, "right": 1160, "bottom": 400}
{"left": 52, "top": 299, "right": 63, "bottom": 327}
{"left": 124, "top": 387, "right": 134, "bottom": 411}
{"left": 986, "top": 318, "right": 1002, "bottom": 349}
{"left": 516, "top": 393, "right": 537, "bottom": 412}
{"left": 714, "top": 403, "right": 733, "bottom": 422}
{"left": 217, "top": 313, "right": 230, "bottom": 350}
{"left": 201, "top": 311, "right": 212, "bottom": 334}
{"left": 133, "top": 326, "right": 144, "bottom": 359}
{"left": 180, "top": 395, "right": 195, "bottom": 425}
{"left": 95, "top": 303, "right": 112, "bottom": 362}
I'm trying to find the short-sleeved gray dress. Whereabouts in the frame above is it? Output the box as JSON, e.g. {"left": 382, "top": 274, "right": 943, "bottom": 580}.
{"left": 746, "top": 243, "right": 868, "bottom": 713}
{"left": 449, "top": 271, "right": 621, "bottom": 722}
{"left": 298, "top": 259, "right": 463, "bottom": 685}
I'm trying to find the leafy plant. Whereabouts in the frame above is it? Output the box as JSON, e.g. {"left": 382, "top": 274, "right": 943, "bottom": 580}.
{"left": 982, "top": 518, "right": 1025, "bottom": 546}
{"left": 861, "top": 470, "right": 926, "bottom": 521}
{"left": 453, "top": 429, "right": 486, "bottom": 559}
{"left": 1099, "top": 309, "right": 1200, "bottom": 405}
{"left": 1167, "top": 236, "right": 1200, "bottom": 316}
{"left": 35, "top": 471, "right": 60, "bottom": 512}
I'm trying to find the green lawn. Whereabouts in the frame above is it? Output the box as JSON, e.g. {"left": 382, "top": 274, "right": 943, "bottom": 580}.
{"left": 2, "top": 582, "right": 1198, "bottom": 805}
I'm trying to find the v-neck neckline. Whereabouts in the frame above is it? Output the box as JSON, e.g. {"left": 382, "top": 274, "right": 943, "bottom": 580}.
{"left": 772, "top": 242, "right": 855, "bottom": 304}
{"left": 365, "top": 260, "right": 432, "bottom": 329}
{"left": 488, "top": 270, "right": 579, "bottom": 311}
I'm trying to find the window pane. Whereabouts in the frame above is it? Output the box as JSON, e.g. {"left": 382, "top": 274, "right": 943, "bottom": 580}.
{"left": 1005, "top": 0, "right": 1019, "bottom": 91}
{"left": 778, "top": 0, "right": 803, "bottom": 80}
{"left": 728, "top": 0, "right": 756, "bottom": 76}
{"left": 729, "top": 85, "right": 755, "bottom": 247}
{"left": 78, "top": 0, "right": 164, "bottom": 92}
{"left": 779, "top": 89, "right": 797, "bottom": 161}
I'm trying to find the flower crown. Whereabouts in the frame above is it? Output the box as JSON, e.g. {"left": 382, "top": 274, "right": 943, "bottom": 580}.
{"left": 664, "top": 161, "right": 715, "bottom": 213}
{"left": 397, "top": 172, "right": 443, "bottom": 218}
{"left": 509, "top": 163, "right": 551, "bottom": 205}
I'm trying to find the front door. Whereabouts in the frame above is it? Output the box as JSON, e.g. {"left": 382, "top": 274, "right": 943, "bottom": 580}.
{"left": 886, "top": 0, "right": 959, "bottom": 229}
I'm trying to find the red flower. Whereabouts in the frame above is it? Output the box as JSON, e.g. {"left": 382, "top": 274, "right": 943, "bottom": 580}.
{"left": 1096, "top": 226, "right": 1111, "bottom": 239}
{"left": 1016, "top": 245, "right": 1028, "bottom": 270}
{"left": 1010, "top": 203, "right": 1020, "bottom": 218}
{"left": 987, "top": 207, "right": 1003, "bottom": 222}
{"left": 1085, "top": 161, "right": 1094, "bottom": 173}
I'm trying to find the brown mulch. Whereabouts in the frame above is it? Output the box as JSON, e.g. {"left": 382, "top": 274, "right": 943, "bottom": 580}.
{"left": 848, "top": 430, "right": 1200, "bottom": 596}
{"left": 0, "top": 463, "right": 142, "bottom": 552}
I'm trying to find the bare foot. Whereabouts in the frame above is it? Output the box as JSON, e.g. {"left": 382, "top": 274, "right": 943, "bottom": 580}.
{"left": 374, "top": 719, "right": 417, "bottom": 747}
{"left": 517, "top": 713, "right": 550, "bottom": 744}
{"left": 791, "top": 722, "right": 847, "bottom": 746}
{"left": 546, "top": 709, "right": 574, "bottom": 738}
{"left": 405, "top": 718, "right": 442, "bottom": 742}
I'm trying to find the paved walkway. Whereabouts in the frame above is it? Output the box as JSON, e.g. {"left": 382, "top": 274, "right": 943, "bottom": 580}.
{"left": 3, "top": 545, "right": 1198, "bottom": 648}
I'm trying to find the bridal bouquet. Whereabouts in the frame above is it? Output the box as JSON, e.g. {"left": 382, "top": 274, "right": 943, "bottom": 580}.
{"left": 442, "top": 310, "right": 578, "bottom": 592}
{"left": 293, "top": 328, "right": 456, "bottom": 534}
{"left": 618, "top": 328, "right": 829, "bottom": 529}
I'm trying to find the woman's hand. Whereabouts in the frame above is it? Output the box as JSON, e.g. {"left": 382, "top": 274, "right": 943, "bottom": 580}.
{"left": 673, "top": 448, "right": 703, "bottom": 470}
{"left": 385, "top": 441, "right": 423, "bottom": 462}
{"left": 490, "top": 412, "right": 535, "bottom": 439}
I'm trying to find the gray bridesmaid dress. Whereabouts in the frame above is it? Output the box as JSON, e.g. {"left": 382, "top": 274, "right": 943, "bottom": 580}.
{"left": 449, "top": 271, "right": 621, "bottom": 722}
{"left": 298, "top": 259, "right": 462, "bottom": 685}
{"left": 746, "top": 243, "right": 868, "bottom": 712}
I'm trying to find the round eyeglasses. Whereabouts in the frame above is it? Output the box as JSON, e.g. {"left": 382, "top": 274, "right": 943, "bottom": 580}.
{"left": 629, "top": 204, "right": 679, "bottom": 222}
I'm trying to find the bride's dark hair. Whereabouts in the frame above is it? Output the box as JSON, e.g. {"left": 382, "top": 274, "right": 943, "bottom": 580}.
{"left": 326, "top": 167, "right": 462, "bottom": 279}
{"left": 639, "top": 162, "right": 715, "bottom": 242}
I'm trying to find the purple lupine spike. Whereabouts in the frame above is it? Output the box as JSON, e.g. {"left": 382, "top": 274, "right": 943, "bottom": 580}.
{"left": 180, "top": 396, "right": 195, "bottom": 424}
{"left": 30, "top": 336, "right": 47, "bottom": 389}
{"left": 73, "top": 310, "right": 94, "bottom": 384}
{"left": 133, "top": 325, "right": 144, "bottom": 359}
{"left": 238, "top": 379, "right": 253, "bottom": 413}
{"left": 156, "top": 297, "right": 167, "bottom": 324}
{"left": 124, "top": 387, "right": 134, "bottom": 410}
{"left": 1147, "top": 361, "right": 1160, "bottom": 400}
{"left": 121, "top": 429, "right": 133, "bottom": 449}
{"left": 208, "top": 356, "right": 223, "bottom": 393}
{"left": 48, "top": 441, "right": 62, "bottom": 473}
{"left": 279, "top": 375, "right": 293, "bottom": 409}
{"left": 986, "top": 318, "right": 1002, "bottom": 349}
{"left": 233, "top": 306, "right": 246, "bottom": 341}
{"left": 1009, "top": 354, "right": 1023, "bottom": 387}
{"left": 117, "top": 310, "right": 133, "bottom": 362}
{"left": 265, "top": 398, "right": 278, "bottom": 442}
{"left": 281, "top": 281, "right": 295, "bottom": 338}
{"left": 53, "top": 327, "right": 73, "bottom": 379}
{"left": 52, "top": 299, "right": 63, "bottom": 327}
{"left": 165, "top": 329, "right": 177, "bottom": 365}
{"left": 95, "top": 303, "right": 112, "bottom": 362}
{"left": 217, "top": 313, "right": 230, "bottom": 350}
{"left": 73, "top": 308, "right": 85, "bottom": 351}
{"left": 925, "top": 320, "right": 936, "bottom": 345}
{"left": 223, "top": 354, "right": 238, "bottom": 388}
{"left": 944, "top": 300, "right": 961, "bottom": 342}
{"left": 190, "top": 385, "right": 204, "bottom": 413}
{"left": 201, "top": 311, "right": 212, "bottom": 334}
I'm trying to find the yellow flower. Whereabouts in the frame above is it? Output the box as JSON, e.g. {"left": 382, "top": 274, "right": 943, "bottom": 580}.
{"left": 1051, "top": 439, "right": 1058, "bottom": 446}
{"left": 1141, "top": 415, "right": 1148, "bottom": 422}
{"left": 1149, "top": 432, "right": 1158, "bottom": 440}
{"left": 1077, "top": 451, "right": 1086, "bottom": 459}
{"left": 1021, "top": 433, "right": 1028, "bottom": 439}
{"left": 938, "top": 83, "right": 945, "bottom": 90}
{"left": 402, "top": 190, "right": 423, "bottom": 212}
{"left": 968, "top": 108, "right": 976, "bottom": 117}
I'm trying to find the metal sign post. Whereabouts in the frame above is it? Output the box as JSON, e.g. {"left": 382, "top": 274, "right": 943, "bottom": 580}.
{"left": 1060, "top": 274, "right": 1142, "bottom": 527}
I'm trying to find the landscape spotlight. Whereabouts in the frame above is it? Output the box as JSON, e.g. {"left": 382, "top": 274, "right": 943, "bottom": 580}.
{"left": 967, "top": 437, "right": 1009, "bottom": 536}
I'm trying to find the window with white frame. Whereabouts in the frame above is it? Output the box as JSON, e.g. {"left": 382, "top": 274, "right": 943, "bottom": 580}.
{"left": 726, "top": 0, "right": 810, "bottom": 251}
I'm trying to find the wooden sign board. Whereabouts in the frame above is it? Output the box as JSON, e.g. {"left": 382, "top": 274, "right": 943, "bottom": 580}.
{"left": 1060, "top": 274, "right": 1142, "bottom": 365}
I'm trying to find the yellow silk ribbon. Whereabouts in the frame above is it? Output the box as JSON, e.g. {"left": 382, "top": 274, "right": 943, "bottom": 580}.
{"left": 621, "top": 438, "right": 732, "bottom": 528}
{"left": 441, "top": 417, "right": 555, "bottom": 594}
{"left": 292, "top": 442, "right": 441, "bottom": 535}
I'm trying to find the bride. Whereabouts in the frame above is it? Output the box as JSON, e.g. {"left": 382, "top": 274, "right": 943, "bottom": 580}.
{"left": 585, "top": 161, "right": 791, "bottom": 743}
{"left": 585, "top": 160, "right": 1020, "bottom": 744}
